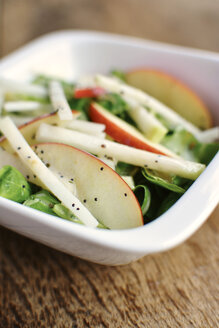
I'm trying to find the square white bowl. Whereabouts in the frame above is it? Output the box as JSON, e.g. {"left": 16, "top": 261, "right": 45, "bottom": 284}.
{"left": 0, "top": 30, "right": 218, "bottom": 265}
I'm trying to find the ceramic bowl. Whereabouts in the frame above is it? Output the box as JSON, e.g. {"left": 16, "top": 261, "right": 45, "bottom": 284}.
{"left": 0, "top": 31, "right": 218, "bottom": 265}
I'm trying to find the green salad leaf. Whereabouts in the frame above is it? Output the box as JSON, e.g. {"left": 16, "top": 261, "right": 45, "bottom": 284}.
{"left": 0, "top": 165, "right": 31, "bottom": 203}
{"left": 133, "top": 184, "right": 151, "bottom": 216}
{"left": 115, "top": 162, "right": 138, "bottom": 176}
{"left": 161, "top": 127, "right": 198, "bottom": 161}
{"left": 162, "top": 127, "right": 219, "bottom": 164}
{"left": 110, "top": 70, "right": 126, "bottom": 82}
{"left": 156, "top": 192, "right": 181, "bottom": 217}
{"left": 142, "top": 169, "right": 187, "bottom": 194}
{"left": 53, "top": 203, "right": 81, "bottom": 223}
{"left": 97, "top": 93, "right": 136, "bottom": 125}
{"left": 68, "top": 97, "right": 92, "bottom": 120}
{"left": 24, "top": 190, "right": 59, "bottom": 215}
{"left": 194, "top": 143, "right": 219, "bottom": 165}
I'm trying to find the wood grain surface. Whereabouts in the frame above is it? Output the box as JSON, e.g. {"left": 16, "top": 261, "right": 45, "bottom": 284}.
{"left": 0, "top": 1, "right": 219, "bottom": 327}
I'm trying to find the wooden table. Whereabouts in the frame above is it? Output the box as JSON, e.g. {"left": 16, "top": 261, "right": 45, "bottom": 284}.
{"left": 1, "top": 1, "right": 219, "bottom": 327}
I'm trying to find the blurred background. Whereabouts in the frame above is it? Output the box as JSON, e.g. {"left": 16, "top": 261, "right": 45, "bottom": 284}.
{"left": 1, "top": 0, "right": 219, "bottom": 57}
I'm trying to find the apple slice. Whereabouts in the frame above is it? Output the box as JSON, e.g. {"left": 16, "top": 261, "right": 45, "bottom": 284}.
{"left": 89, "top": 102, "right": 176, "bottom": 157}
{"left": 33, "top": 143, "right": 143, "bottom": 229}
{"left": 0, "top": 110, "right": 79, "bottom": 153}
{"left": 125, "top": 69, "right": 212, "bottom": 130}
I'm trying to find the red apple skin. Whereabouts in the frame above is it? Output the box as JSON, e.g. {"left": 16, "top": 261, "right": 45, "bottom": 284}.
{"left": 74, "top": 87, "right": 105, "bottom": 99}
{"left": 89, "top": 103, "right": 172, "bottom": 157}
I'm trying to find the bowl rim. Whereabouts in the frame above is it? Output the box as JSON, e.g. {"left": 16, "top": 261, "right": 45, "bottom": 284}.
{"left": 0, "top": 30, "right": 218, "bottom": 255}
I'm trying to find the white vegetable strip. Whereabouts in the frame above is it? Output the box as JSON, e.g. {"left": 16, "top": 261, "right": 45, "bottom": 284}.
{"left": 49, "top": 81, "right": 73, "bottom": 120}
{"left": 48, "top": 168, "right": 77, "bottom": 196}
{"left": 0, "top": 77, "right": 47, "bottom": 98}
{"left": 36, "top": 123, "right": 205, "bottom": 180}
{"left": 122, "top": 94, "right": 168, "bottom": 142}
{"left": 0, "top": 146, "right": 36, "bottom": 182}
{"left": 126, "top": 102, "right": 168, "bottom": 142}
{"left": 196, "top": 127, "right": 219, "bottom": 143}
{"left": 91, "top": 75, "right": 201, "bottom": 136}
{"left": 4, "top": 101, "right": 51, "bottom": 112}
{"left": 0, "top": 117, "right": 98, "bottom": 228}
{"left": 66, "top": 120, "right": 106, "bottom": 138}
{"left": 98, "top": 156, "right": 116, "bottom": 170}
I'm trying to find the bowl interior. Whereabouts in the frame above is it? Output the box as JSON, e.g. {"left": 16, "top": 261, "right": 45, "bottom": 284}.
{"left": 0, "top": 31, "right": 218, "bottom": 263}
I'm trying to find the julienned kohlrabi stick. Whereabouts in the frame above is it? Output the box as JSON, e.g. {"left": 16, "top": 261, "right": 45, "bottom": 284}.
{"left": 35, "top": 123, "right": 206, "bottom": 180}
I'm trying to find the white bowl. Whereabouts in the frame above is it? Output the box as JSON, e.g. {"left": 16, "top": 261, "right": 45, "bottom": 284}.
{"left": 0, "top": 31, "right": 218, "bottom": 265}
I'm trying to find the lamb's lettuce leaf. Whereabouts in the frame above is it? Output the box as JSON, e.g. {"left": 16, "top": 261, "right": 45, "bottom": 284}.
{"left": 133, "top": 184, "right": 151, "bottom": 216}
{"left": 156, "top": 192, "right": 181, "bottom": 217}
{"left": 0, "top": 165, "right": 31, "bottom": 203}
{"left": 110, "top": 70, "right": 126, "bottom": 82}
{"left": 68, "top": 97, "right": 91, "bottom": 120}
{"left": 98, "top": 93, "right": 129, "bottom": 117}
{"left": 97, "top": 93, "right": 136, "bottom": 126}
{"left": 24, "top": 190, "right": 59, "bottom": 215}
{"left": 162, "top": 127, "right": 219, "bottom": 164}
{"left": 194, "top": 143, "right": 219, "bottom": 165}
{"left": 142, "top": 169, "right": 187, "bottom": 194}
{"left": 116, "top": 162, "right": 138, "bottom": 176}
{"left": 161, "top": 127, "right": 198, "bottom": 161}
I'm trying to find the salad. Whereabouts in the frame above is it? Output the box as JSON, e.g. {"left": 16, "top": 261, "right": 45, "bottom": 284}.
{"left": 0, "top": 70, "right": 218, "bottom": 230}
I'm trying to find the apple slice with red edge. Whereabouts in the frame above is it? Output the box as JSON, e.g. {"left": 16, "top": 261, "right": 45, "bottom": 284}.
{"left": 33, "top": 142, "right": 143, "bottom": 229}
{"left": 0, "top": 110, "right": 79, "bottom": 153}
{"left": 74, "top": 87, "right": 105, "bottom": 99}
{"left": 125, "top": 69, "right": 212, "bottom": 130}
{"left": 0, "top": 136, "right": 143, "bottom": 229}
{"left": 89, "top": 102, "right": 176, "bottom": 157}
